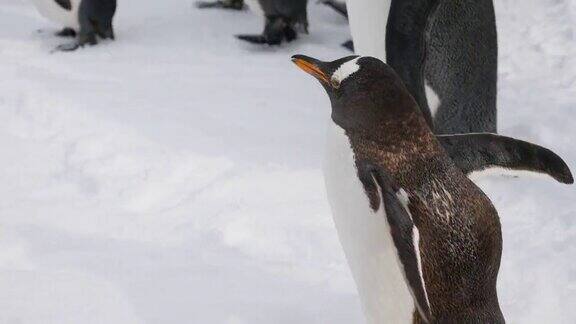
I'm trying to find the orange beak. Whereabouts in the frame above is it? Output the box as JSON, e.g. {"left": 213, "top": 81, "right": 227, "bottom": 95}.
{"left": 291, "top": 55, "right": 330, "bottom": 84}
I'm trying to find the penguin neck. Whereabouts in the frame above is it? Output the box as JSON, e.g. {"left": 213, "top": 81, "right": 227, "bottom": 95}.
{"left": 346, "top": 0, "right": 392, "bottom": 62}
{"left": 344, "top": 114, "right": 439, "bottom": 175}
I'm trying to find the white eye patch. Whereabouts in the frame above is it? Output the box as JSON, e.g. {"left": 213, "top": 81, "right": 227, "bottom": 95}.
{"left": 331, "top": 57, "right": 361, "bottom": 85}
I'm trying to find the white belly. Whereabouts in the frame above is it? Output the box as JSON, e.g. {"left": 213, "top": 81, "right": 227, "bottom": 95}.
{"left": 30, "top": 0, "right": 81, "bottom": 30}
{"left": 244, "top": 0, "right": 264, "bottom": 16}
{"left": 345, "top": 0, "right": 391, "bottom": 61}
{"left": 323, "top": 122, "right": 414, "bottom": 323}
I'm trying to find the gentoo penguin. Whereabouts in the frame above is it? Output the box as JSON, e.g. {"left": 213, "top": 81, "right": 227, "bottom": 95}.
{"left": 345, "top": 0, "right": 497, "bottom": 134}
{"left": 236, "top": 0, "right": 308, "bottom": 45}
{"left": 291, "top": 54, "right": 573, "bottom": 323}
{"left": 196, "top": 0, "right": 244, "bottom": 10}
{"left": 31, "top": 0, "right": 116, "bottom": 51}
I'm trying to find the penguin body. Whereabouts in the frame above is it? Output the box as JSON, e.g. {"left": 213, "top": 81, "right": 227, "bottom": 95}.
{"left": 424, "top": 0, "right": 497, "bottom": 134}
{"left": 237, "top": 0, "right": 308, "bottom": 45}
{"left": 31, "top": 0, "right": 116, "bottom": 51}
{"left": 345, "top": 0, "right": 497, "bottom": 133}
{"left": 324, "top": 121, "right": 414, "bottom": 322}
{"left": 292, "top": 55, "right": 573, "bottom": 323}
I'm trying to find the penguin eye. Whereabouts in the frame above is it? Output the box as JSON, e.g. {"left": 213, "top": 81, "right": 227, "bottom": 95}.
{"left": 330, "top": 78, "right": 341, "bottom": 89}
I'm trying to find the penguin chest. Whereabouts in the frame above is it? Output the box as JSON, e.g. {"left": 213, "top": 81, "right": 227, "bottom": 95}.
{"left": 31, "top": 0, "right": 81, "bottom": 30}
{"left": 346, "top": 0, "right": 391, "bottom": 60}
{"left": 323, "top": 123, "right": 415, "bottom": 324}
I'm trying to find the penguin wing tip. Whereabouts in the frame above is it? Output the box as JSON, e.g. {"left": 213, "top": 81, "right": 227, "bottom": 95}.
{"left": 560, "top": 170, "right": 574, "bottom": 185}
{"left": 545, "top": 151, "right": 574, "bottom": 185}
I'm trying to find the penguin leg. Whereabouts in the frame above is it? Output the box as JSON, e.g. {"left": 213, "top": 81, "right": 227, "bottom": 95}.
{"left": 53, "top": 0, "right": 116, "bottom": 52}
{"left": 437, "top": 133, "right": 574, "bottom": 184}
{"left": 95, "top": 22, "right": 115, "bottom": 40}
{"left": 55, "top": 27, "right": 77, "bottom": 37}
{"left": 53, "top": 19, "right": 97, "bottom": 52}
{"left": 319, "top": 0, "right": 348, "bottom": 18}
{"left": 88, "top": 0, "right": 116, "bottom": 40}
{"left": 236, "top": 16, "right": 289, "bottom": 45}
{"left": 196, "top": 0, "right": 244, "bottom": 10}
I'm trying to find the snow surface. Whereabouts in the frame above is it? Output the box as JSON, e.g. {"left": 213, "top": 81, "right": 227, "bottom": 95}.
{"left": 0, "top": 0, "right": 574, "bottom": 323}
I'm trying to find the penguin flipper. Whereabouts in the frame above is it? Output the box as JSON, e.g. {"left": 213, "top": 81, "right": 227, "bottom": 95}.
{"left": 319, "top": 0, "right": 348, "bottom": 18}
{"left": 360, "top": 164, "right": 432, "bottom": 323}
{"left": 54, "top": 0, "right": 72, "bottom": 11}
{"left": 437, "top": 133, "right": 574, "bottom": 184}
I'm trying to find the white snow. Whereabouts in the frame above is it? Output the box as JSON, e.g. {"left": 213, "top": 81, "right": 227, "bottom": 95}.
{"left": 0, "top": 0, "right": 574, "bottom": 323}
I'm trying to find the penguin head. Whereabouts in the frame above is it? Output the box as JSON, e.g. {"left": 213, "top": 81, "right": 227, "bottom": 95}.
{"left": 292, "top": 55, "right": 421, "bottom": 133}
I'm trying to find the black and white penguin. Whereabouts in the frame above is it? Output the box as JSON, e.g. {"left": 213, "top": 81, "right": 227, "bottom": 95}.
{"left": 31, "top": 0, "right": 116, "bottom": 51}
{"left": 236, "top": 0, "right": 308, "bottom": 45}
{"left": 292, "top": 54, "right": 573, "bottom": 323}
{"left": 345, "top": 0, "right": 497, "bottom": 134}
{"left": 196, "top": 0, "right": 244, "bottom": 10}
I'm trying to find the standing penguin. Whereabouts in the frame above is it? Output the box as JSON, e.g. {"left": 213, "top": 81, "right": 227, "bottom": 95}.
{"left": 31, "top": 0, "right": 116, "bottom": 51}
{"left": 345, "top": 0, "right": 497, "bottom": 134}
{"left": 292, "top": 54, "right": 573, "bottom": 323}
{"left": 236, "top": 0, "right": 308, "bottom": 45}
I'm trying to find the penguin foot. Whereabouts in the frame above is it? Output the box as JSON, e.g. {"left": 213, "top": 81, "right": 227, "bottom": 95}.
{"left": 52, "top": 42, "right": 81, "bottom": 52}
{"left": 342, "top": 39, "right": 354, "bottom": 51}
{"left": 236, "top": 34, "right": 280, "bottom": 45}
{"left": 96, "top": 26, "right": 115, "bottom": 40}
{"left": 196, "top": 0, "right": 244, "bottom": 10}
{"left": 56, "top": 28, "right": 77, "bottom": 38}
{"left": 52, "top": 33, "right": 98, "bottom": 52}
{"left": 236, "top": 16, "right": 301, "bottom": 46}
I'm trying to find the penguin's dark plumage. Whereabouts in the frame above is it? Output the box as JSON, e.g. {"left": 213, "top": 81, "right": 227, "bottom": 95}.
{"left": 292, "top": 54, "right": 573, "bottom": 323}
{"left": 344, "top": 0, "right": 498, "bottom": 134}
{"left": 236, "top": 0, "right": 308, "bottom": 45}
{"left": 424, "top": 0, "right": 498, "bottom": 134}
{"left": 32, "top": 0, "right": 116, "bottom": 51}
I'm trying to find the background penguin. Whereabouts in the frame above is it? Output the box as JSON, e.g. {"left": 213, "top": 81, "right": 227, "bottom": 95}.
{"left": 31, "top": 0, "right": 116, "bottom": 51}
{"left": 319, "top": 0, "right": 346, "bottom": 17}
{"left": 344, "top": 0, "right": 497, "bottom": 134}
{"left": 291, "top": 54, "right": 573, "bottom": 323}
{"left": 236, "top": 0, "right": 308, "bottom": 45}
{"left": 196, "top": 0, "right": 244, "bottom": 10}
{"left": 319, "top": 0, "right": 353, "bottom": 50}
